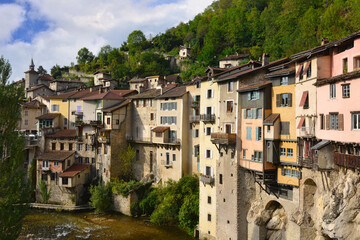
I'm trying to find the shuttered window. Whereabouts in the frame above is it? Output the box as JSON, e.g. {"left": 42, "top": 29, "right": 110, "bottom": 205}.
{"left": 246, "top": 127, "right": 252, "bottom": 140}
{"left": 256, "top": 127, "right": 262, "bottom": 141}
{"left": 280, "top": 122, "right": 290, "bottom": 135}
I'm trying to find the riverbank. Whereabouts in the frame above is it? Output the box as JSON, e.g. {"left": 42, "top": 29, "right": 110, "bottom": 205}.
{"left": 30, "top": 203, "right": 93, "bottom": 211}
{"left": 19, "top": 210, "right": 194, "bottom": 240}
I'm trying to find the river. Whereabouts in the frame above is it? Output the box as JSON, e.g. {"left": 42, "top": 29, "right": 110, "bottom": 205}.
{"left": 19, "top": 210, "right": 194, "bottom": 240}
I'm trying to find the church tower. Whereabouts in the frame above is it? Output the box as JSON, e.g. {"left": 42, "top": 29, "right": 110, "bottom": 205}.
{"left": 24, "top": 58, "right": 38, "bottom": 90}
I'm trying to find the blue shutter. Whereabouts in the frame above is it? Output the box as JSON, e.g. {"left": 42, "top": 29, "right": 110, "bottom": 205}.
{"left": 249, "top": 109, "right": 253, "bottom": 119}
{"left": 256, "top": 127, "right": 259, "bottom": 140}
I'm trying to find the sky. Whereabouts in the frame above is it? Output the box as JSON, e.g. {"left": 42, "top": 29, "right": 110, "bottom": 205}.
{"left": 0, "top": 0, "right": 213, "bottom": 82}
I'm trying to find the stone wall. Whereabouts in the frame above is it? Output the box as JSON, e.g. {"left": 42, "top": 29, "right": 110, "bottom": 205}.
{"left": 113, "top": 191, "right": 138, "bottom": 216}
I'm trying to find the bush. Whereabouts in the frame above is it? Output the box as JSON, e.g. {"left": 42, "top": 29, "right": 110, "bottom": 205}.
{"left": 139, "top": 188, "right": 159, "bottom": 216}
{"left": 179, "top": 193, "right": 199, "bottom": 235}
{"left": 130, "top": 201, "right": 142, "bottom": 217}
{"left": 39, "top": 179, "right": 51, "bottom": 203}
{"left": 112, "top": 180, "right": 139, "bottom": 197}
{"left": 89, "top": 182, "right": 113, "bottom": 213}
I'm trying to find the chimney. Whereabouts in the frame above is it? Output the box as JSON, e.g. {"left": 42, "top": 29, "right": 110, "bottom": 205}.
{"left": 262, "top": 53, "right": 269, "bottom": 66}
{"left": 321, "top": 37, "right": 329, "bottom": 45}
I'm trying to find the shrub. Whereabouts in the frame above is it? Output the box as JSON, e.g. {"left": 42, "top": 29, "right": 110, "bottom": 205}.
{"left": 39, "top": 179, "right": 51, "bottom": 203}
{"left": 89, "top": 182, "right": 113, "bottom": 213}
{"left": 178, "top": 193, "right": 199, "bottom": 235}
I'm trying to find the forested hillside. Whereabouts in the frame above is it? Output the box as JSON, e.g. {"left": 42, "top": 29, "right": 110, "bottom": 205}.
{"left": 56, "top": 0, "right": 360, "bottom": 82}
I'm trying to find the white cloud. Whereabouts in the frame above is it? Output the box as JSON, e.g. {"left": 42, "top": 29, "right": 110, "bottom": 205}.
{"left": 0, "top": 0, "right": 213, "bottom": 82}
{"left": 0, "top": 4, "right": 26, "bottom": 43}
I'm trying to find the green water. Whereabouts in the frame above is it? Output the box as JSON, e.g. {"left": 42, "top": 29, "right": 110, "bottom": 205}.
{"left": 19, "top": 210, "right": 194, "bottom": 240}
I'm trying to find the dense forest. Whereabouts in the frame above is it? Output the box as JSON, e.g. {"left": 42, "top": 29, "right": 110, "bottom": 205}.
{"left": 53, "top": 0, "right": 360, "bottom": 82}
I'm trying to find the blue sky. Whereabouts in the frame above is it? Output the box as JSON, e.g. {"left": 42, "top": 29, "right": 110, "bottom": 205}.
{"left": 0, "top": 0, "right": 213, "bottom": 82}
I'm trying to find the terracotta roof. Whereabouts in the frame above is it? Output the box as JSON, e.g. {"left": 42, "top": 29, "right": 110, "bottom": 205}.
{"left": 49, "top": 91, "right": 78, "bottom": 99}
{"left": 67, "top": 89, "right": 97, "bottom": 99}
{"left": 103, "top": 99, "right": 132, "bottom": 112}
{"left": 38, "top": 74, "right": 54, "bottom": 81}
{"left": 165, "top": 74, "right": 180, "bottom": 82}
{"left": 26, "top": 84, "right": 53, "bottom": 92}
{"left": 263, "top": 114, "right": 280, "bottom": 125}
{"left": 36, "top": 113, "right": 61, "bottom": 120}
{"left": 46, "top": 129, "right": 77, "bottom": 138}
{"left": 59, "top": 164, "right": 90, "bottom": 177}
{"left": 314, "top": 69, "right": 360, "bottom": 86}
{"left": 129, "top": 84, "right": 177, "bottom": 99}
{"left": 130, "top": 78, "right": 147, "bottom": 83}
{"left": 157, "top": 86, "right": 187, "bottom": 99}
{"left": 22, "top": 99, "right": 46, "bottom": 109}
{"left": 237, "top": 81, "right": 272, "bottom": 93}
{"left": 82, "top": 91, "right": 125, "bottom": 100}
{"left": 219, "top": 54, "right": 249, "bottom": 61}
{"left": 266, "top": 67, "right": 295, "bottom": 78}
{"left": 110, "top": 90, "right": 138, "bottom": 97}
{"left": 151, "top": 126, "right": 170, "bottom": 133}
{"left": 37, "top": 151, "right": 75, "bottom": 161}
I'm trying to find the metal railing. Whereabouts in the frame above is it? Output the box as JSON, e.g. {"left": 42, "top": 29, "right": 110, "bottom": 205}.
{"left": 200, "top": 114, "right": 215, "bottom": 122}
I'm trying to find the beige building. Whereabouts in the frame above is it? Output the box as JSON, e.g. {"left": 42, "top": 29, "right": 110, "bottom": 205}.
{"left": 218, "top": 53, "right": 249, "bottom": 68}
{"left": 129, "top": 78, "right": 148, "bottom": 92}
{"left": 26, "top": 84, "right": 55, "bottom": 99}
{"left": 19, "top": 100, "right": 47, "bottom": 134}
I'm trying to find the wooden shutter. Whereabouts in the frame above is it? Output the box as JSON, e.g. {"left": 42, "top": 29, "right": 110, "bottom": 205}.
{"left": 288, "top": 93, "right": 292, "bottom": 107}
{"left": 295, "top": 65, "right": 303, "bottom": 78}
{"left": 299, "top": 91, "right": 308, "bottom": 107}
{"left": 338, "top": 114, "right": 344, "bottom": 131}
{"left": 276, "top": 94, "right": 280, "bottom": 107}
{"left": 244, "top": 109, "right": 246, "bottom": 119}
{"left": 297, "top": 117, "right": 305, "bottom": 129}
{"left": 326, "top": 115, "right": 330, "bottom": 130}
{"left": 303, "top": 62, "right": 311, "bottom": 75}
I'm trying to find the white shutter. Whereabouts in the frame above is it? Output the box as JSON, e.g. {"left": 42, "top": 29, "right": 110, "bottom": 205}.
{"left": 210, "top": 167, "right": 214, "bottom": 177}
{"left": 211, "top": 89, "right": 214, "bottom": 98}
{"left": 211, "top": 127, "right": 213, "bottom": 134}
{"left": 205, "top": 150, "right": 207, "bottom": 158}
{"left": 211, "top": 106, "right": 214, "bottom": 115}
{"left": 203, "top": 166, "right": 206, "bottom": 175}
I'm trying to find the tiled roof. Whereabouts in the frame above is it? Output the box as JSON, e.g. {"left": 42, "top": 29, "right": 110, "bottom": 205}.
{"left": 266, "top": 67, "right": 295, "bottom": 78}
{"left": 237, "top": 81, "right": 272, "bottom": 93}
{"left": 82, "top": 91, "right": 125, "bottom": 100}
{"left": 36, "top": 95, "right": 51, "bottom": 101}
{"left": 151, "top": 126, "right": 170, "bottom": 133}
{"left": 130, "top": 78, "right": 147, "bottom": 83}
{"left": 110, "top": 90, "right": 138, "bottom": 97}
{"left": 165, "top": 74, "right": 180, "bottom": 82}
{"left": 26, "top": 84, "right": 53, "bottom": 92}
{"left": 67, "top": 89, "right": 98, "bottom": 99}
{"left": 36, "top": 113, "right": 61, "bottom": 120}
{"left": 219, "top": 54, "right": 249, "bottom": 61}
{"left": 314, "top": 69, "right": 360, "bottom": 86}
{"left": 103, "top": 99, "right": 131, "bottom": 112}
{"left": 59, "top": 164, "right": 90, "bottom": 177}
{"left": 157, "top": 86, "right": 187, "bottom": 99}
{"left": 46, "top": 129, "right": 77, "bottom": 138}
{"left": 37, "top": 151, "right": 75, "bottom": 161}
{"left": 49, "top": 91, "right": 78, "bottom": 99}
{"left": 38, "top": 74, "right": 54, "bottom": 81}
{"left": 263, "top": 114, "right": 280, "bottom": 125}
{"left": 22, "top": 99, "right": 46, "bottom": 109}
{"left": 130, "top": 84, "right": 176, "bottom": 99}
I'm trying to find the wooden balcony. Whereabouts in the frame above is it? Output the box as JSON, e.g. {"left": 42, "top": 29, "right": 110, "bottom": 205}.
{"left": 199, "top": 174, "right": 214, "bottom": 184}
{"left": 334, "top": 152, "right": 360, "bottom": 169}
{"left": 297, "top": 156, "right": 318, "bottom": 170}
{"left": 211, "top": 133, "right": 236, "bottom": 145}
{"left": 200, "top": 114, "right": 215, "bottom": 123}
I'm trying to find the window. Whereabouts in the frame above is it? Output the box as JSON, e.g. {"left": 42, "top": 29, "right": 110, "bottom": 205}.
{"left": 299, "top": 66, "right": 304, "bottom": 80}
{"left": 205, "top": 149, "right": 212, "bottom": 159}
{"left": 281, "top": 94, "right": 289, "bottom": 106}
{"left": 244, "top": 109, "right": 252, "bottom": 119}
{"left": 248, "top": 91, "right": 260, "bottom": 100}
{"left": 330, "top": 113, "right": 338, "bottom": 130}
{"left": 352, "top": 113, "right": 360, "bottom": 130}
{"left": 52, "top": 143, "right": 56, "bottom": 150}
{"left": 78, "top": 144, "right": 83, "bottom": 151}
{"left": 69, "top": 143, "right": 73, "bottom": 151}
{"left": 208, "top": 214, "right": 212, "bottom": 222}
{"left": 193, "top": 129, "right": 199, "bottom": 137}
{"left": 256, "top": 127, "right": 262, "bottom": 141}
{"left": 92, "top": 158, "right": 95, "bottom": 164}
{"left": 51, "top": 104, "right": 59, "bottom": 111}
{"left": 228, "top": 81, "right": 233, "bottom": 92}
{"left": 320, "top": 114, "right": 325, "bottom": 130}
{"left": 172, "top": 154, "right": 176, "bottom": 162}
{"left": 150, "top": 113, "right": 154, "bottom": 121}
{"left": 307, "top": 62, "right": 312, "bottom": 78}
{"left": 206, "top": 127, "right": 212, "bottom": 136}
{"left": 42, "top": 160, "right": 49, "bottom": 168}
{"left": 42, "top": 174, "right": 47, "bottom": 181}
{"left": 194, "top": 146, "right": 199, "bottom": 157}
{"left": 143, "top": 100, "right": 147, "bottom": 107}
{"left": 342, "top": 84, "right": 350, "bottom": 98}
{"left": 257, "top": 108, "right": 262, "bottom": 119}
{"left": 107, "top": 117, "right": 110, "bottom": 125}
{"left": 343, "top": 58, "right": 348, "bottom": 73}
{"left": 85, "top": 157, "right": 89, "bottom": 164}
{"left": 246, "top": 127, "right": 252, "bottom": 140}
{"left": 116, "top": 119, "right": 119, "bottom": 124}
{"left": 226, "top": 101, "right": 233, "bottom": 113}
{"left": 354, "top": 56, "right": 360, "bottom": 69}
{"left": 280, "top": 76, "right": 288, "bottom": 86}
{"left": 330, "top": 83, "right": 336, "bottom": 98}
{"left": 160, "top": 116, "right": 177, "bottom": 125}
{"left": 280, "top": 122, "right": 290, "bottom": 135}
{"left": 219, "top": 174, "right": 223, "bottom": 184}
{"left": 208, "top": 196, "right": 211, "bottom": 204}
{"left": 166, "top": 153, "right": 170, "bottom": 165}
{"left": 292, "top": 170, "right": 300, "bottom": 179}
{"left": 60, "top": 143, "right": 64, "bottom": 150}
{"left": 24, "top": 120, "right": 28, "bottom": 125}
{"left": 287, "top": 148, "right": 293, "bottom": 157}
{"left": 24, "top": 110, "right": 28, "bottom": 116}
{"left": 54, "top": 161, "right": 59, "bottom": 167}
{"left": 254, "top": 151, "right": 263, "bottom": 162}
{"left": 243, "top": 149, "right": 247, "bottom": 159}
{"left": 207, "top": 89, "right": 213, "bottom": 98}
{"left": 67, "top": 160, "right": 70, "bottom": 166}
{"left": 280, "top": 148, "right": 286, "bottom": 156}
{"left": 85, "top": 144, "right": 89, "bottom": 151}
{"left": 160, "top": 102, "right": 177, "bottom": 111}
{"left": 79, "top": 157, "right": 83, "bottom": 163}
{"left": 62, "top": 177, "right": 68, "bottom": 185}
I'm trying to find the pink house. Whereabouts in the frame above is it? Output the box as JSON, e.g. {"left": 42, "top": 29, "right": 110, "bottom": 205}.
{"left": 315, "top": 33, "right": 360, "bottom": 169}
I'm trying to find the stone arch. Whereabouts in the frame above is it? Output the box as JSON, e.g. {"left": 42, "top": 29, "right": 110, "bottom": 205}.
{"left": 258, "top": 201, "right": 287, "bottom": 240}
{"left": 301, "top": 178, "right": 318, "bottom": 239}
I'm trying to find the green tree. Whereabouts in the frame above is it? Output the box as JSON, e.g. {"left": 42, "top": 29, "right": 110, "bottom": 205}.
{"left": 0, "top": 56, "right": 30, "bottom": 240}
{"left": 76, "top": 47, "right": 95, "bottom": 65}
{"left": 127, "top": 30, "right": 147, "bottom": 54}
{"left": 117, "top": 144, "right": 136, "bottom": 181}
{"left": 37, "top": 65, "right": 47, "bottom": 74}
{"left": 39, "top": 180, "right": 51, "bottom": 203}
{"left": 89, "top": 182, "right": 113, "bottom": 213}
{"left": 50, "top": 65, "right": 62, "bottom": 79}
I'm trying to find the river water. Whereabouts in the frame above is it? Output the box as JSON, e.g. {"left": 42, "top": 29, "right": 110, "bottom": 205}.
{"left": 19, "top": 210, "right": 194, "bottom": 240}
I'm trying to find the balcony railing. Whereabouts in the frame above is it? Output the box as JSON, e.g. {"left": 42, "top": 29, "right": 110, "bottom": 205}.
{"left": 297, "top": 156, "right": 318, "bottom": 170}
{"left": 189, "top": 115, "right": 200, "bottom": 123}
{"left": 200, "top": 114, "right": 215, "bottom": 122}
{"left": 126, "top": 136, "right": 152, "bottom": 143}
{"left": 164, "top": 138, "right": 181, "bottom": 144}
{"left": 211, "top": 133, "right": 236, "bottom": 145}
{"left": 199, "top": 174, "right": 214, "bottom": 184}
{"left": 334, "top": 152, "right": 360, "bottom": 169}
{"left": 191, "top": 101, "right": 200, "bottom": 108}
{"left": 298, "top": 127, "right": 315, "bottom": 138}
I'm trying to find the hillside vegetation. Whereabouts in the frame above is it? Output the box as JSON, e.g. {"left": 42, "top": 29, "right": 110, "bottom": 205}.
{"left": 54, "top": 0, "right": 360, "bottom": 82}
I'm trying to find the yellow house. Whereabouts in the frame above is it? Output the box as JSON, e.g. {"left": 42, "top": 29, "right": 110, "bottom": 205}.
{"left": 49, "top": 91, "right": 76, "bottom": 129}
{"left": 266, "top": 63, "right": 300, "bottom": 187}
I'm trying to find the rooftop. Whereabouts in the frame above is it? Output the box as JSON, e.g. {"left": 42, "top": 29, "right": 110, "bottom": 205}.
{"left": 37, "top": 151, "right": 75, "bottom": 161}
{"left": 46, "top": 129, "right": 77, "bottom": 138}
{"left": 151, "top": 126, "right": 170, "bottom": 133}
{"left": 103, "top": 99, "right": 132, "bottom": 112}
{"left": 263, "top": 113, "right": 280, "bottom": 125}
{"left": 315, "top": 69, "right": 360, "bottom": 86}
{"left": 156, "top": 86, "right": 187, "bottom": 99}
{"left": 219, "top": 53, "right": 249, "bottom": 61}
{"left": 36, "top": 113, "right": 61, "bottom": 120}
{"left": 59, "top": 164, "right": 90, "bottom": 177}
{"left": 22, "top": 99, "right": 46, "bottom": 109}
{"left": 82, "top": 91, "right": 125, "bottom": 100}
{"left": 237, "top": 81, "right": 272, "bottom": 93}
{"left": 26, "top": 84, "right": 53, "bottom": 92}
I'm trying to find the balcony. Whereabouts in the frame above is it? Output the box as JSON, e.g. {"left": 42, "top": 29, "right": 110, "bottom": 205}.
{"left": 164, "top": 138, "right": 181, "bottom": 145}
{"left": 334, "top": 152, "right": 360, "bottom": 169}
{"left": 211, "top": 133, "right": 236, "bottom": 145}
{"left": 199, "top": 174, "right": 214, "bottom": 184}
{"left": 297, "top": 127, "right": 315, "bottom": 138}
{"left": 24, "top": 136, "right": 39, "bottom": 147}
{"left": 161, "top": 160, "right": 172, "bottom": 168}
{"left": 297, "top": 156, "right": 318, "bottom": 170}
{"left": 191, "top": 101, "right": 200, "bottom": 108}
{"left": 98, "top": 136, "right": 110, "bottom": 144}
{"left": 39, "top": 164, "right": 50, "bottom": 171}
{"left": 126, "top": 136, "right": 153, "bottom": 143}
{"left": 189, "top": 115, "right": 200, "bottom": 123}
{"left": 200, "top": 114, "right": 215, "bottom": 123}
{"left": 75, "top": 111, "right": 83, "bottom": 116}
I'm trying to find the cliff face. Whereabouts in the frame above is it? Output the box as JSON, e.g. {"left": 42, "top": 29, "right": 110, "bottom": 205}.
{"left": 245, "top": 168, "right": 360, "bottom": 240}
